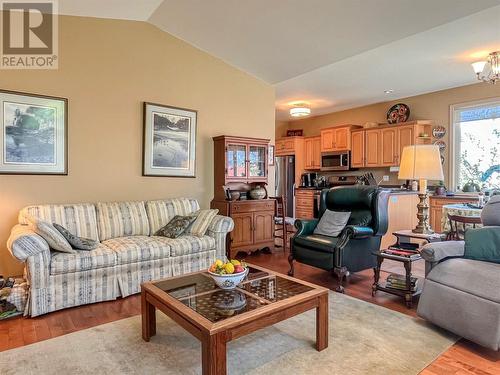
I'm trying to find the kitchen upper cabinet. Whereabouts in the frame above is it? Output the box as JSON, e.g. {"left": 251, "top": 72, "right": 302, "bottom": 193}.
{"left": 365, "top": 129, "right": 381, "bottom": 167}
{"left": 397, "top": 125, "right": 414, "bottom": 165}
{"left": 380, "top": 128, "right": 398, "bottom": 166}
{"left": 320, "top": 125, "right": 360, "bottom": 152}
{"left": 312, "top": 137, "right": 321, "bottom": 168}
{"left": 275, "top": 136, "right": 304, "bottom": 156}
{"left": 351, "top": 130, "right": 365, "bottom": 168}
{"left": 304, "top": 136, "right": 321, "bottom": 170}
{"left": 321, "top": 129, "right": 335, "bottom": 152}
{"left": 334, "top": 127, "right": 349, "bottom": 150}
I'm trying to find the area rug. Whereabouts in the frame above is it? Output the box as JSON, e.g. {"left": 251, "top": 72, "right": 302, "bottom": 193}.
{"left": 0, "top": 292, "right": 457, "bottom": 375}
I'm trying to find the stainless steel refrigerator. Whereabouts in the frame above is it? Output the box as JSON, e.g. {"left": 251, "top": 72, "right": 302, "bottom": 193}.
{"left": 275, "top": 155, "right": 295, "bottom": 217}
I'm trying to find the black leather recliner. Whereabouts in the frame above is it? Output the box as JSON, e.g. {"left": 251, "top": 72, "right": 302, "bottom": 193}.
{"left": 289, "top": 186, "right": 390, "bottom": 292}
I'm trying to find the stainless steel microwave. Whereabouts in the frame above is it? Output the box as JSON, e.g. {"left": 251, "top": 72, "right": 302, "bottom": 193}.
{"left": 321, "top": 151, "right": 350, "bottom": 171}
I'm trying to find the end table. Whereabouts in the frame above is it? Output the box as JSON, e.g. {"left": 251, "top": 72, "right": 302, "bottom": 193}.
{"left": 371, "top": 250, "right": 422, "bottom": 308}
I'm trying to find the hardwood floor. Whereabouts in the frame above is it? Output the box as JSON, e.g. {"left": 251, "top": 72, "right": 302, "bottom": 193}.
{"left": 1, "top": 250, "right": 498, "bottom": 375}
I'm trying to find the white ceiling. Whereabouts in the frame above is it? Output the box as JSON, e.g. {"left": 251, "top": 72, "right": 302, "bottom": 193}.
{"left": 59, "top": 0, "right": 163, "bottom": 21}
{"left": 59, "top": 1, "right": 500, "bottom": 121}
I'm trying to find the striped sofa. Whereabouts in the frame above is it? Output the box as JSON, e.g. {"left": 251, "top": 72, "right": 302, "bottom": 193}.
{"left": 7, "top": 198, "right": 234, "bottom": 317}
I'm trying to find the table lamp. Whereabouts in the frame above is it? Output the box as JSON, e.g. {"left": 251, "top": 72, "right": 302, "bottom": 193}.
{"left": 398, "top": 145, "right": 444, "bottom": 234}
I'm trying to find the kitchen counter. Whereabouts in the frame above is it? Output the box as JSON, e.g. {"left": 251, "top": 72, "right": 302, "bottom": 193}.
{"left": 430, "top": 194, "right": 478, "bottom": 200}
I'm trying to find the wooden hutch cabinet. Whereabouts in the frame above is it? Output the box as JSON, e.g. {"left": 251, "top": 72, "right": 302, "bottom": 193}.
{"left": 211, "top": 136, "right": 274, "bottom": 259}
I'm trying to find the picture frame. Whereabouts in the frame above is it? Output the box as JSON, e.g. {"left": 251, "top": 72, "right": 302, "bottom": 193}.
{"left": 143, "top": 102, "right": 197, "bottom": 177}
{"left": 268, "top": 145, "right": 275, "bottom": 166}
{"left": 0, "top": 89, "right": 67, "bottom": 175}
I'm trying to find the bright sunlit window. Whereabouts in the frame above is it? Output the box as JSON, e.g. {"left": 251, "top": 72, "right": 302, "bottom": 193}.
{"left": 451, "top": 99, "right": 500, "bottom": 192}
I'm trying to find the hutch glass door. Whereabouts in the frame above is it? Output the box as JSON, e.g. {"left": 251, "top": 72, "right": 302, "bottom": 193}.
{"left": 248, "top": 145, "right": 267, "bottom": 178}
{"left": 226, "top": 144, "right": 247, "bottom": 178}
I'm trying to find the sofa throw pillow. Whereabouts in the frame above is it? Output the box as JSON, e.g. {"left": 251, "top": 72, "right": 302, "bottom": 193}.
{"left": 186, "top": 209, "right": 219, "bottom": 237}
{"left": 314, "top": 210, "right": 351, "bottom": 237}
{"left": 155, "top": 215, "right": 197, "bottom": 239}
{"left": 25, "top": 215, "right": 75, "bottom": 254}
{"left": 53, "top": 223, "right": 99, "bottom": 251}
{"left": 464, "top": 227, "right": 500, "bottom": 264}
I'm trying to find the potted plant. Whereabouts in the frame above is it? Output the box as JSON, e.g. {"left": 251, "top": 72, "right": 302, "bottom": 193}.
{"left": 435, "top": 181, "right": 446, "bottom": 196}
{"left": 462, "top": 180, "right": 481, "bottom": 193}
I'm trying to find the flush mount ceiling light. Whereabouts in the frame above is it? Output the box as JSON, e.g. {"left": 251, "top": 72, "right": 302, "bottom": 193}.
{"left": 384, "top": 89, "right": 394, "bottom": 94}
{"left": 471, "top": 51, "right": 499, "bottom": 84}
{"left": 290, "top": 106, "right": 311, "bottom": 117}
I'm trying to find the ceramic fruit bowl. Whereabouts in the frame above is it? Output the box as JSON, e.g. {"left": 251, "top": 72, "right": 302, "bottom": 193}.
{"left": 208, "top": 268, "right": 249, "bottom": 290}
{"left": 208, "top": 259, "right": 249, "bottom": 290}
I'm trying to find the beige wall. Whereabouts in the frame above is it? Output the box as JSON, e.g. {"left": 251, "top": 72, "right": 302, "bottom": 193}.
{"left": 279, "top": 83, "right": 500, "bottom": 185}
{"left": 0, "top": 16, "right": 275, "bottom": 276}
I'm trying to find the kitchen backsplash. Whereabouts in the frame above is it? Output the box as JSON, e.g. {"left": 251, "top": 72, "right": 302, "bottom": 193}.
{"left": 320, "top": 168, "right": 402, "bottom": 186}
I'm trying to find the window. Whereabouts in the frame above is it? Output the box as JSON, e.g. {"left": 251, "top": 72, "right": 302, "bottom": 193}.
{"left": 451, "top": 99, "right": 500, "bottom": 191}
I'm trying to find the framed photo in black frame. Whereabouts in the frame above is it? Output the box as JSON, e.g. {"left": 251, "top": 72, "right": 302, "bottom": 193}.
{"left": 143, "top": 102, "right": 197, "bottom": 177}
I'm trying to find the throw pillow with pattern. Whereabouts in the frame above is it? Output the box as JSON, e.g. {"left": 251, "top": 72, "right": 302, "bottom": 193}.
{"left": 25, "top": 215, "right": 75, "bottom": 254}
{"left": 186, "top": 209, "right": 219, "bottom": 237}
{"left": 53, "top": 223, "right": 99, "bottom": 251}
{"left": 155, "top": 215, "right": 197, "bottom": 238}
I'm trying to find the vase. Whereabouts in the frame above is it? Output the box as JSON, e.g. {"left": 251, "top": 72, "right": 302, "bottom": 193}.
{"left": 249, "top": 185, "right": 266, "bottom": 200}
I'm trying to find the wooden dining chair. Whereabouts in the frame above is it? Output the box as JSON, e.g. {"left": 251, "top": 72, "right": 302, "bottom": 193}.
{"left": 269, "top": 196, "right": 295, "bottom": 251}
{"left": 446, "top": 214, "right": 482, "bottom": 241}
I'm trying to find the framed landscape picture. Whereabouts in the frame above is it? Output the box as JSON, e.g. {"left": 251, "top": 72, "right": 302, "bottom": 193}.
{"left": 143, "top": 102, "right": 197, "bottom": 177}
{"left": 0, "top": 90, "right": 67, "bottom": 175}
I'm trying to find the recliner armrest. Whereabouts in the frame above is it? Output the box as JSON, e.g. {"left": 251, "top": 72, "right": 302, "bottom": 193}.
{"left": 343, "top": 225, "right": 374, "bottom": 239}
{"left": 294, "top": 219, "right": 318, "bottom": 237}
{"left": 420, "top": 241, "right": 465, "bottom": 262}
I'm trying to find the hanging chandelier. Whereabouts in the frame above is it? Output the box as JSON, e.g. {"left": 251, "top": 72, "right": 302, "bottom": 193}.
{"left": 471, "top": 51, "right": 499, "bottom": 84}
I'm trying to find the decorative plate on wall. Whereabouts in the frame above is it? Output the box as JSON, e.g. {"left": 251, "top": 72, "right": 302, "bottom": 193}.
{"left": 386, "top": 103, "right": 410, "bottom": 124}
{"left": 434, "top": 140, "right": 446, "bottom": 153}
{"left": 432, "top": 126, "right": 446, "bottom": 139}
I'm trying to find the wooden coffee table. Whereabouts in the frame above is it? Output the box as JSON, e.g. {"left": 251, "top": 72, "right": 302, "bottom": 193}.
{"left": 141, "top": 263, "right": 329, "bottom": 375}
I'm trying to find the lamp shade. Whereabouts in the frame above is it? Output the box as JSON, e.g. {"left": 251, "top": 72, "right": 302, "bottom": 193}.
{"left": 398, "top": 145, "right": 444, "bottom": 181}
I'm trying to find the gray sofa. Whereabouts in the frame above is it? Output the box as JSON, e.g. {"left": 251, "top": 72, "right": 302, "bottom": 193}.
{"left": 417, "top": 197, "right": 500, "bottom": 350}
{"left": 7, "top": 198, "right": 233, "bottom": 317}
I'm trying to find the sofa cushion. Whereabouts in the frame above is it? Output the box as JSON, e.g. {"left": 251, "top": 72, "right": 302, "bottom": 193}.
{"left": 463, "top": 226, "right": 500, "bottom": 264}
{"left": 146, "top": 198, "right": 200, "bottom": 235}
{"left": 97, "top": 201, "right": 150, "bottom": 241}
{"left": 26, "top": 215, "right": 75, "bottom": 254}
{"left": 19, "top": 203, "right": 99, "bottom": 241}
{"left": 186, "top": 209, "right": 219, "bottom": 237}
{"left": 427, "top": 258, "right": 500, "bottom": 303}
{"left": 50, "top": 244, "right": 117, "bottom": 275}
{"left": 153, "top": 235, "right": 215, "bottom": 257}
{"left": 293, "top": 234, "right": 340, "bottom": 253}
{"left": 155, "top": 215, "right": 197, "bottom": 238}
{"left": 53, "top": 223, "right": 99, "bottom": 250}
{"left": 103, "top": 236, "right": 171, "bottom": 265}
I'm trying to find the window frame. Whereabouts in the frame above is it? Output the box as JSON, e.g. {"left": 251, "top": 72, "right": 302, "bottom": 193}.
{"left": 449, "top": 97, "right": 500, "bottom": 191}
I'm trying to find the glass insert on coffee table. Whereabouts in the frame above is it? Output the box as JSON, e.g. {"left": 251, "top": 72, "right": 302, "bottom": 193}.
{"left": 141, "top": 264, "right": 329, "bottom": 375}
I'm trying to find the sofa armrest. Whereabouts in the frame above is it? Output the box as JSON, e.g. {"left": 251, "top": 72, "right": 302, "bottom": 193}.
{"left": 7, "top": 224, "right": 51, "bottom": 291}
{"left": 420, "top": 241, "right": 465, "bottom": 276}
{"left": 206, "top": 215, "right": 234, "bottom": 259}
{"left": 343, "top": 225, "right": 374, "bottom": 239}
{"left": 7, "top": 224, "right": 50, "bottom": 262}
{"left": 294, "top": 219, "right": 319, "bottom": 237}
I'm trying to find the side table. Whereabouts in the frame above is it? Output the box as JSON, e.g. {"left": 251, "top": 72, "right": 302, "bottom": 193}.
{"left": 391, "top": 230, "right": 445, "bottom": 247}
{"left": 373, "top": 230, "right": 445, "bottom": 308}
